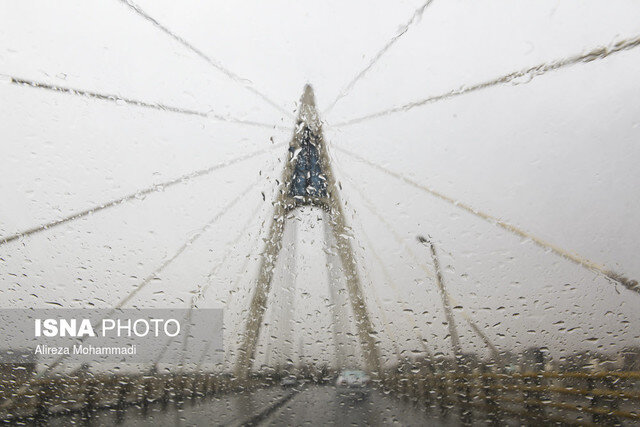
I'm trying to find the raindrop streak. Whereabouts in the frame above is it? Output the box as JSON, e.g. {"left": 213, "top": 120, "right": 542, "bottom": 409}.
{"left": 334, "top": 34, "right": 640, "bottom": 127}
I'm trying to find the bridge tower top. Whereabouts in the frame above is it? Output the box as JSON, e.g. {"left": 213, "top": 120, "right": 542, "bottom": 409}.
{"left": 287, "top": 84, "right": 330, "bottom": 209}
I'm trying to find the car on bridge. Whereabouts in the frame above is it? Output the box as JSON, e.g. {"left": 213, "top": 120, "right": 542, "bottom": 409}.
{"left": 335, "top": 369, "right": 371, "bottom": 397}
{"left": 280, "top": 375, "right": 298, "bottom": 388}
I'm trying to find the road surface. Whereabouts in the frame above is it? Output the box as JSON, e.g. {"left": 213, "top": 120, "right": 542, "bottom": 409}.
{"left": 259, "top": 385, "right": 453, "bottom": 426}
{"left": 45, "top": 384, "right": 456, "bottom": 426}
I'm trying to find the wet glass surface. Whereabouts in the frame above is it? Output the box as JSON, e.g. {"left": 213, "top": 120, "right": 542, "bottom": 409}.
{"left": 1, "top": 1, "right": 640, "bottom": 425}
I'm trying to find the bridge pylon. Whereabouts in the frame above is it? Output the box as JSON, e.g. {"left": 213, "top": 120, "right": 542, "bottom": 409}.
{"left": 235, "top": 85, "right": 381, "bottom": 379}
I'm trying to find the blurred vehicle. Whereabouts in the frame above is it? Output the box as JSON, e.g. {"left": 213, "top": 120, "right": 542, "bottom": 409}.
{"left": 280, "top": 375, "right": 298, "bottom": 388}
{"left": 335, "top": 369, "right": 370, "bottom": 397}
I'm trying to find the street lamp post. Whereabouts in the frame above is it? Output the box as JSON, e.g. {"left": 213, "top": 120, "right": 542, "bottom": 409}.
{"left": 417, "top": 235, "right": 461, "bottom": 360}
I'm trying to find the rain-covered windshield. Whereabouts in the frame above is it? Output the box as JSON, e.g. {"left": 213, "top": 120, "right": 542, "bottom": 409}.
{"left": 1, "top": 1, "right": 640, "bottom": 425}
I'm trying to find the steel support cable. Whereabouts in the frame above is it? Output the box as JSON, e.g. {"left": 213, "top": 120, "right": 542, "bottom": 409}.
{"left": 337, "top": 165, "right": 435, "bottom": 279}
{"left": 323, "top": 217, "right": 358, "bottom": 368}
{"left": 349, "top": 232, "right": 403, "bottom": 360}
{"left": 418, "top": 237, "right": 462, "bottom": 359}
{"left": 321, "top": 203, "right": 398, "bottom": 368}
{"left": 196, "top": 335, "right": 215, "bottom": 370}
{"left": 332, "top": 172, "right": 416, "bottom": 359}
{"left": 338, "top": 158, "right": 539, "bottom": 363}
{"left": 431, "top": 244, "right": 513, "bottom": 364}
{"left": 334, "top": 146, "right": 639, "bottom": 294}
{"left": 334, "top": 34, "right": 640, "bottom": 127}
{"left": 265, "top": 222, "right": 298, "bottom": 369}
{"left": 281, "top": 223, "right": 298, "bottom": 367}
{"left": 5, "top": 75, "right": 290, "bottom": 130}
{"left": 192, "top": 201, "right": 264, "bottom": 308}
{"left": 0, "top": 143, "right": 284, "bottom": 246}
{"left": 333, "top": 164, "right": 433, "bottom": 356}
{"left": 153, "top": 334, "right": 176, "bottom": 367}
{"left": 367, "top": 280, "right": 403, "bottom": 363}
{"left": 118, "top": 0, "right": 293, "bottom": 119}
{"left": 38, "top": 174, "right": 262, "bottom": 377}
{"left": 347, "top": 168, "right": 608, "bottom": 369}
{"left": 218, "top": 252, "right": 254, "bottom": 369}
{"left": 223, "top": 253, "right": 257, "bottom": 312}
{"left": 418, "top": 242, "right": 503, "bottom": 363}
{"left": 323, "top": 0, "right": 436, "bottom": 114}
{"left": 16, "top": 181, "right": 279, "bottom": 405}
{"left": 212, "top": 205, "right": 271, "bottom": 370}
{"left": 177, "top": 200, "right": 262, "bottom": 369}
{"left": 355, "top": 219, "right": 433, "bottom": 358}
{"left": 323, "top": 227, "right": 351, "bottom": 367}
{"left": 359, "top": 187, "right": 500, "bottom": 361}
{"left": 199, "top": 253, "right": 254, "bottom": 370}
{"left": 1, "top": 173, "right": 268, "bottom": 402}
{"left": 114, "top": 176, "right": 263, "bottom": 310}
{"left": 179, "top": 297, "right": 195, "bottom": 370}
{"left": 444, "top": 290, "right": 502, "bottom": 364}
{"left": 262, "top": 292, "right": 278, "bottom": 369}
{"left": 153, "top": 306, "right": 193, "bottom": 368}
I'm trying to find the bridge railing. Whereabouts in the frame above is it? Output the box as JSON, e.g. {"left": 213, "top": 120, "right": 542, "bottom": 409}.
{"left": 382, "top": 369, "right": 640, "bottom": 425}
{"left": 0, "top": 372, "right": 274, "bottom": 422}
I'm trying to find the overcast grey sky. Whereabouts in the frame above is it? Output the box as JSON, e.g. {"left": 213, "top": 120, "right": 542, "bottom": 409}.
{"left": 1, "top": 0, "right": 639, "bottom": 368}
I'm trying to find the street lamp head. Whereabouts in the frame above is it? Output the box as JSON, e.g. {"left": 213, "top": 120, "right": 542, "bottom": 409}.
{"left": 417, "top": 235, "right": 428, "bottom": 244}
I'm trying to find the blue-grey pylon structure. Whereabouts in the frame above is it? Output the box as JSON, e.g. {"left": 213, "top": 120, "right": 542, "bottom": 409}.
{"left": 235, "top": 85, "right": 381, "bottom": 379}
